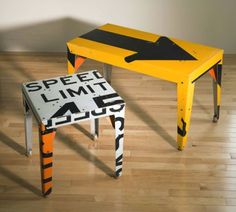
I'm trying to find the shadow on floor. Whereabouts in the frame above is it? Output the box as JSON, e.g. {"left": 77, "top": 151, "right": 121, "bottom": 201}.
{"left": 72, "top": 124, "right": 94, "bottom": 140}
{"left": 114, "top": 84, "right": 178, "bottom": 149}
{"left": 0, "top": 125, "right": 115, "bottom": 196}
{"left": 194, "top": 97, "right": 212, "bottom": 118}
{"left": 0, "top": 131, "right": 25, "bottom": 155}
{"left": 56, "top": 130, "right": 115, "bottom": 178}
{"left": 129, "top": 102, "right": 177, "bottom": 149}
{"left": 0, "top": 166, "right": 41, "bottom": 196}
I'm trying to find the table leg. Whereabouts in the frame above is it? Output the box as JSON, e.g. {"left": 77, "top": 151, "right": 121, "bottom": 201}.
{"left": 23, "top": 98, "right": 32, "bottom": 156}
{"left": 90, "top": 119, "right": 99, "bottom": 140}
{"left": 113, "top": 105, "right": 125, "bottom": 177}
{"left": 209, "top": 61, "right": 222, "bottom": 122}
{"left": 177, "top": 80, "right": 195, "bottom": 150}
{"left": 103, "top": 63, "right": 112, "bottom": 84}
{"left": 39, "top": 125, "right": 56, "bottom": 196}
{"left": 67, "top": 46, "right": 86, "bottom": 74}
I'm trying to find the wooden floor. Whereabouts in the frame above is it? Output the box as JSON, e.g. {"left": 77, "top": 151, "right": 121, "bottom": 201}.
{"left": 0, "top": 53, "right": 236, "bottom": 212}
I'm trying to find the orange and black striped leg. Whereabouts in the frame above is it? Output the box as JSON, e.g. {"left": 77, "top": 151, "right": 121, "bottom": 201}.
{"left": 209, "top": 61, "right": 222, "bottom": 122}
{"left": 39, "top": 125, "right": 56, "bottom": 197}
{"left": 67, "top": 45, "right": 86, "bottom": 74}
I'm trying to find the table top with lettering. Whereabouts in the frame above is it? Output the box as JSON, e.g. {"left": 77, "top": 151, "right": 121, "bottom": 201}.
{"left": 22, "top": 70, "right": 124, "bottom": 123}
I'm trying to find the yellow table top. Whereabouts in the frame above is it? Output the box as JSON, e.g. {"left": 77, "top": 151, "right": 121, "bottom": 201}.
{"left": 67, "top": 24, "right": 223, "bottom": 83}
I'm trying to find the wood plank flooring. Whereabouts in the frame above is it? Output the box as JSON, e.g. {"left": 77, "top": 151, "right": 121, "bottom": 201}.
{"left": 0, "top": 53, "right": 236, "bottom": 212}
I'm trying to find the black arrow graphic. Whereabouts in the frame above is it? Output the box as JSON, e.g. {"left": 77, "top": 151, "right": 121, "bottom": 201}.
{"left": 177, "top": 118, "right": 187, "bottom": 137}
{"left": 80, "top": 29, "right": 197, "bottom": 63}
{"left": 51, "top": 102, "right": 80, "bottom": 118}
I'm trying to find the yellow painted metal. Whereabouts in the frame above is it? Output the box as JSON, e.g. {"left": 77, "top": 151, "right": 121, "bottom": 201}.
{"left": 216, "top": 60, "right": 223, "bottom": 107}
{"left": 177, "top": 80, "right": 195, "bottom": 150}
{"left": 217, "top": 84, "right": 221, "bottom": 106}
{"left": 67, "top": 23, "right": 224, "bottom": 150}
{"left": 67, "top": 23, "right": 224, "bottom": 83}
{"left": 67, "top": 60, "right": 75, "bottom": 74}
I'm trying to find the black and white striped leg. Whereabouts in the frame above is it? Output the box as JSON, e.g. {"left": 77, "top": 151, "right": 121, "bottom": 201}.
{"left": 90, "top": 118, "right": 99, "bottom": 140}
{"left": 114, "top": 105, "right": 125, "bottom": 177}
{"left": 103, "top": 63, "right": 112, "bottom": 84}
{"left": 23, "top": 97, "right": 33, "bottom": 156}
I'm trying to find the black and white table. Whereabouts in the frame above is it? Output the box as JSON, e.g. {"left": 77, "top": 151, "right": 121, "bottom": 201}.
{"left": 22, "top": 70, "right": 125, "bottom": 196}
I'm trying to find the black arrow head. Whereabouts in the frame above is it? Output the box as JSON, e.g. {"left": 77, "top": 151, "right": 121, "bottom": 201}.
{"left": 125, "top": 36, "right": 197, "bottom": 63}
{"left": 79, "top": 28, "right": 197, "bottom": 63}
{"left": 51, "top": 102, "right": 80, "bottom": 118}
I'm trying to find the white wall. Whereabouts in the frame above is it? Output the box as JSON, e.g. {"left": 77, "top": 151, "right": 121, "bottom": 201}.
{"left": 0, "top": 0, "right": 235, "bottom": 53}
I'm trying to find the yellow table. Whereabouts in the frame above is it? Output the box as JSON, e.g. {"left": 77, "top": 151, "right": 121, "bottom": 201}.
{"left": 67, "top": 23, "right": 223, "bottom": 150}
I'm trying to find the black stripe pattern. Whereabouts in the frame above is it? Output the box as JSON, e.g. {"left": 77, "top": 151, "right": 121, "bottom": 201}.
{"left": 177, "top": 118, "right": 187, "bottom": 137}
{"left": 113, "top": 105, "right": 125, "bottom": 177}
{"left": 67, "top": 46, "right": 75, "bottom": 68}
{"left": 40, "top": 127, "right": 55, "bottom": 196}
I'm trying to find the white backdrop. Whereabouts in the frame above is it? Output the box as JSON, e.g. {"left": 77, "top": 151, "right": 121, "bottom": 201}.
{"left": 0, "top": 0, "right": 235, "bottom": 53}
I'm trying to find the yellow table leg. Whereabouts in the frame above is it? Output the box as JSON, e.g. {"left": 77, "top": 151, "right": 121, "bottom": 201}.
{"left": 177, "top": 80, "right": 195, "bottom": 150}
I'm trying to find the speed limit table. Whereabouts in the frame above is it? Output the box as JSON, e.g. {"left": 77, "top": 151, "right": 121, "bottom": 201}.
{"left": 67, "top": 23, "right": 223, "bottom": 150}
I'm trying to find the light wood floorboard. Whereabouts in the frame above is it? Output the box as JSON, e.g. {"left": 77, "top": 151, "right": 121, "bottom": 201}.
{"left": 0, "top": 53, "right": 236, "bottom": 212}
